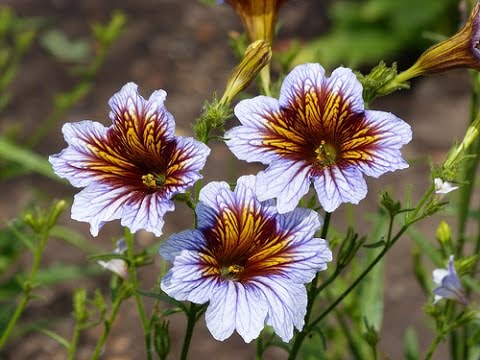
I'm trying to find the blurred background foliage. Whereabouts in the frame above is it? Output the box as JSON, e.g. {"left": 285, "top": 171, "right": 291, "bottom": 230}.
{"left": 288, "top": 0, "right": 459, "bottom": 70}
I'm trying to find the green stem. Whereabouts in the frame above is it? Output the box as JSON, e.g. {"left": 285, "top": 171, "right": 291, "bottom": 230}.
{"left": 289, "top": 213, "right": 423, "bottom": 360}
{"left": 255, "top": 333, "right": 264, "bottom": 360}
{"left": 68, "top": 322, "right": 82, "bottom": 360}
{"left": 288, "top": 212, "right": 331, "bottom": 360}
{"left": 308, "top": 222, "right": 411, "bottom": 330}
{"left": 406, "top": 185, "right": 434, "bottom": 223}
{"left": 181, "top": 303, "right": 198, "bottom": 360}
{"left": 424, "top": 335, "right": 443, "bottom": 360}
{"left": 259, "top": 65, "right": 271, "bottom": 96}
{"left": 0, "top": 230, "right": 49, "bottom": 349}
{"left": 91, "top": 287, "right": 128, "bottom": 360}
{"left": 124, "top": 229, "right": 152, "bottom": 360}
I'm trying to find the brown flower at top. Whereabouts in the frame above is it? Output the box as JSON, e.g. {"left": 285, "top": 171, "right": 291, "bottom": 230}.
{"left": 221, "top": 0, "right": 287, "bottom": 43}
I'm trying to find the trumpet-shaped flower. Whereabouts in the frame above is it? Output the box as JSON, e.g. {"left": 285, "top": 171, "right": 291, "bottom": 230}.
{"left": 49, "top": 83, "right": 210, "bottom": 236}
{"left": 219, "top": 0, "right": 287, "bottom": 43}
{"left": 226, "top": 63, "right": 412, "bottom": 213}
{"left": 433, "top": 255, "right": 468, "bottom": 306}
{"left": 160, "top": 175, "right": 332, "bottom": 343}
{"left": 405, "top": 1, "right": 480, "bottom": 78}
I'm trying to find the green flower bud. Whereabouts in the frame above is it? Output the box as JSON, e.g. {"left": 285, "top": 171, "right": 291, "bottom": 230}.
{"left": 154, "top": 319, "right": 171, "bottom": 360}
{"left": 435, "top": 220, "right": 452, "bottom": 250}
{"left": 221, "top": 40, "right": 272, "bottom": 104}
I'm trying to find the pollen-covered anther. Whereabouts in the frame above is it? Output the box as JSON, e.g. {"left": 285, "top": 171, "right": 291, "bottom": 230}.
{"left": 141, "top": 173, "right": 165, "bottom": 188}
{"left": 220, "top": 264, "right": 245, "bottom": 280}
{"left": 315, "top": 140, "right": 337, "bottom": 166}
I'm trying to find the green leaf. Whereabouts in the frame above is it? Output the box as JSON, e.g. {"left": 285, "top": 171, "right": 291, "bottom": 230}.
{"left": 34, "top": 264, "right": 101, "bottom": 287}
{"left": 49, "top": 225, "right": 103, "bottom": 254}
{"left": 40, "top": 30, "right": 90, "bottom": 63}
{"left": 38, "top": 328, "right": 70, "bottom": 349}
{"left": 0, "top": 137, "right": 59, "bottom": 181}
{"left": 357, "top": 211, "right": 388, "bottom": 333}
{"left": 464, "top": 275, "right": 480, "bottom": 296}
{"left": 404, "top": 326, "right": 420, "bottom": 360}
{"left": 405, "top": 225, "right": 443, "bottom": 267}
{"left": 362, "top": 239, "right": 386, "bottom": 249}
{"left": 137, "top": 289, "right": 188, "bottom": 313}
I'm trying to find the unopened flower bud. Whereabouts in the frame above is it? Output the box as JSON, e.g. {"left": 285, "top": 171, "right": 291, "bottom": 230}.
{"left": 444, "top": 110, "right": 480, "bottom": 168}
{"left": 154, "top": 319, "right": 171, "bottom": 360}
{"left": 221, "top": 40, "right": 272, "bottom": 104}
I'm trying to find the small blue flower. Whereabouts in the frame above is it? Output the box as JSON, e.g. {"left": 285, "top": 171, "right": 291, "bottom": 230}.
{"left": 225, "top": 63, "right": 412, "bottom": 213}
{"left": 433, "top": 255, "right": 468, "bottom": 305}
{"left": 49, "top": 83, "right": 210, "bottom": 236}
{"left": 159, "top": 175, "right": 332, "bottom": 343}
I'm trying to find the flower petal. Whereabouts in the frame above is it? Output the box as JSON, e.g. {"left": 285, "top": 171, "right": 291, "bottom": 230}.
{"left": 166, "top": 136, "right": 211, "bottom": 191}
{"left": 108, "top": 82, "right": 175, "bottom": 141}
{"left": 349, "top": 110, "right": 411, "bottom": 177}
{"left": 313, "top": 165, "right": 368, "bottom": 212}
{"left": 49, "top": 121, "right": 110, "bottom": 187}
{"left": 253, "top": 276, "right": 307, "bottom": 342}
{"left": 279, "top": 63, "right": 326, "bottom": 108}
{"left": 226, "top": 96, "right": 283, "bottom": 164}
{"left": 256, "top": 160, "right": 312, "bottom": 213}
{"left": 121, "top": 192, "right": 174, "bottom": 236}
{"left": 325, "top": 67, "right": 364, "bottom": 113}
{"left": 205, "top": 281, "right": 268, "bottom": 343}
{"left": 71, "top": 183, "right": 174, "bottom": 237}
{"left": 159, "top": 229, "right": 206, "bottom": 261}
{"left": 161, "top": 263, "right": 218, "bottom": 305}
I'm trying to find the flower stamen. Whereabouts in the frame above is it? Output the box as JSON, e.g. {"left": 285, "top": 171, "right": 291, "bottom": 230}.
{"left": 315, "top": 140, "right": 337, "bottom": 166}
{"left": 220, "top": 264, "right": 245, "bottom": 280}
{"left": 142, "top": 173, "right": 165, "bottom": 188}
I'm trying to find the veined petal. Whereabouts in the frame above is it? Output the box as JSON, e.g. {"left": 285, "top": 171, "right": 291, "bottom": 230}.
{"left": 71, "top": 184, "right": 129, "bottom": 237}
{"left": 205, "top": 281, "right": 268, "bottom": 343}
{"left": 254, "top": 276, "right": 307, "bottom": 342}
{"left": 108, "top": 82, "right": 175, "bottom": 141}
{"left": 49, "top": 121, "right": 111, "bottom": 187}
{"left": 279, "top": 63, "right": 326, "bottom": 109}
{"left": 166, "top": 136, "right": 211, "bottom": 191}
{"left": 313, "top": 165, "right": 368, "bottom": 212}
{"left": 226, "top": 96, "right": 284, "bottom": 164}
{"left": 276, "top": 206, "right": 322, "bottom": 240}
{"left": 256, "top": 160, "right": 312, "bottom": 213}
{"left": 161, "top": 264, "right": 218, "bottom": 304}
{"left": 121, "top": 192, "right": 174, "bottom": 236}
{"left": 159, "top": 229, "right": 207, "bottom": 261}
{"left": 325, "top": 67, "right": 364, "bottom": 113}
{"left": 345, "top": 110, "right": 411, "bottom": 177}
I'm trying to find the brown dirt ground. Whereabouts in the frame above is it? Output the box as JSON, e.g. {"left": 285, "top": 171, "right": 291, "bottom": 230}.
{"left": 0, "top": 0, "right": 474, "bottom": 359}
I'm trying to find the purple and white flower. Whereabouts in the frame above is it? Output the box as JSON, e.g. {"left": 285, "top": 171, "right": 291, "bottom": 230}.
{"left": 433, "top": 255, "right": 468, "bottom": 306}
{"left": 49, "top": 83, "right": 210, "bottom": 236}
{"left": 160, "top": 175, "right": 332, "bottom": 343}
{"left": 225, "top": 63, "right": 412, "bottom": 213}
